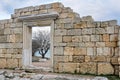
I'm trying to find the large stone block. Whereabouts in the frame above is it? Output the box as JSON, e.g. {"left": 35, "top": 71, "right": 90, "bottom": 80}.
{"left": 54, "top": 47, "right": 63, "bottom": 55}
{"left": 95, "top": 28, "right": 105, "bottom": 34}
{"left": 97, "top": 48, "right": 103, "bottom": 55}
{"left": 74, "top": 48, "right": 86, "bottom": 55}
{"left": 6, "top": 59, "right": 18, "bottom": 68}
{"left": 64, "top": 47, "right": 74, "bottom": 55}
{"left": 74, "top": 22, "right": 87, "bottom": 28}
{"left": 0, "top": 59, "right": 6, "bottom": 68}
{"left": 72, "top": 36, "right": 82, "bottom": 42}
{"left": 82, "top": 28, "right": 95, "bottom": 35}
{"left": 110, "top": 34, "right": 118, "bottom": 41}
{"left": 93, "top": 56, "right": 106, "bottom": 62}
{"left": 79, "top": 62, "right": 97, "bottom": 74}
{"left": 0, "top": 36, "right": 7, "bottom": 42}
{"left": 105, "top": 42, "right": 117, "bottom": 47}
{"left": 103, "top": 34, "right": 109, "bottom": 42}
{"left": 91, "top": 35, "right": 100, "bottom": 42}
{"left": 54, "top": 36, "right": 62, "bottom": 42}
{"left": 106, "top": 27, "right": 114, "bottom": 34}
{"left": 96, "top": 42, "right": 105, "bottom": 47}
{"left": 60, "top": 63, "right": 77, "bottom": 73}
{"left": 87, "top": 48, "right": 94, "bottom": 55}
{"left": 67, "top": 29, "right": 81, "bottom": 35}
{"left": 63, "top": 36, "right": 72, "bottom": 42}
{"left": 98, "top": 63, "right": 114, "bottom": 75}
{"left": 73, "top": 56, "right": 84, "bottom": 63}
{"left": 55, "top": 29, "right": 67, "bottom": 36}
{"left": 82, "top": 35, "right": 90, "bottom": 42}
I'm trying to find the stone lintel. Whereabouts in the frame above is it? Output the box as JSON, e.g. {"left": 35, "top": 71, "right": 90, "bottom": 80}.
{"left": 18, "top": 12, "right": 59, "bottom": 21}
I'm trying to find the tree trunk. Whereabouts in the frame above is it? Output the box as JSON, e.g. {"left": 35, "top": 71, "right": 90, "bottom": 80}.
{"left": 42, "top": 54, "right": 45, "bottom": 58}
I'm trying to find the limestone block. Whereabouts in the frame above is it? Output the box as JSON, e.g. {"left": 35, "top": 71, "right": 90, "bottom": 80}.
{"left": 67, "top": 29, "right": 81, "bottom": 35}
{"left": 0, "top": 54, "right": 5, "bottom": 58}
{"left": 85, "top": 56, "right": 91, "bottom": 62}
{"left": 111, "top": 57, "right": 118, "bottom": 65}
{"left": 54, "top": 56, "right": 64, "bottom": 62}
{"left": 64, "top": 47, "right": 74, "bottom": 55}
{"left": 63, "top": 36, "right": 72, "bottom": 42}
{"left": 54, "top": 36, "right": 62, "bottom": 42}
{"left": 79, "top": 42, "right": 85, "bottom": 47}
{"left": 94, "top": 22, "right": 101, "bottom": 27}
{"left": 98, "top": 63, "right": 114, "bottom": 75}
{"left": 93, "top": 56, "right": 106, "bottom": 62}
{"left": 101, "top": 21, "right": 108, "bottom": 27}
{"left": 62, "top": 63, "right": 77, "bottom": 73}
{"left": 72, "top": 36, "right": 82, "bottom": 42}
{"left": 54, "top": 47, "right": 63, "bottom": 55}
{"left": 23, "top": 11, "right": 31, "bottom": 16}
{"left": 0, "top": 36, "right": 7, "bottom": 42}
{"left": 87, "top": 22, "right": 95, "bottom": 27}
{"left": 0, "top": 59, "right": 6, "bottom": 68}
{"left": 97, "top": 48, "right": 103, "bottom": 55}
{"left": 114, "top": 25, "right": 119, "bottom": 33}
{"left": 96, "top": 42, "right": 105, "bottom": 47}
{"left": 106, "top": 27, "right": 114, "bottom": 34}
{"left": 103, "top": 47, "right": 111, "bottom": 56}
{"left": 103, "top": 34, "right": 109, "bottom": 42}
{"left": 12, "top": 43, "right": 23, "bottom": 48}
{"left": 110, "top": 34, "right": 118, "bottom": 41}
{"left": 82, "top": 35, "right": 90, "bottom": 42}
{"left": 87, "top": 48, "right": 94, "bottom": 55}
{"left": 11, "top": 28, "right": 23, "bottom": 34}
{"left": 85, "top": 42, "right": 95, "bottom": 47}
{"left": 64, "top": 23, "right": 73, "bottom": 29}
{"left": 39, "top": 10, "right": 47, "bottom": 14}
{"left": 74, "top": 22, "right": 87, "bottom": 28}
{"left": 4, "top": 28, "right": 10, "bottom": 34}
{"left": 82, "top": 28, "right": 95, "bottom": 35}
{"left": 6, "top": 59, "right": 18, "bottom": 68}
{"left": 15, "top": 34, "right": 23, "bottom": 42}
{"left": 91, "top": 35, "right": 100, "bottom": 42}
{"left": 73, "top": 56, "right": 85, "bottom": 63}
{"left": 105, "top": 42, "right": 117, "bottom": 47}
{"left": 68, "top": 56, "right": 73, "bottom": 62}
{"left": 74, "top": 48, "right": 86, "bottom": 56}
{"left": 12, "top": 54, "right": 22, "bottom": 58}
{"left": 108, "top": 20, "right": 117, "bottom": 26}
{"left": 79, "top": 62, "right": 97, "bottom": 74}
{"left": 95, "top": 28, "right": 105, "bottom": 34}
{"left": 55, "top": 29, "right": 67, "bottom": 36}
{"left": 5, "top": 54, "right": 12, "bottom": 58}
{"left": 59, "top": 13, "right": 68, "bottom": 18}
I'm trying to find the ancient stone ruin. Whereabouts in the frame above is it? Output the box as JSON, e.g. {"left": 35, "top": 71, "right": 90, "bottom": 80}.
{"left": 0, "top": 2, "right": 119, "bottom": 77}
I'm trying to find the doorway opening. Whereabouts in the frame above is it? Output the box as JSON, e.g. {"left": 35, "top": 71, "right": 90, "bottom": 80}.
{"left": 31, "top": 26, "right": 52, "bottom": 71}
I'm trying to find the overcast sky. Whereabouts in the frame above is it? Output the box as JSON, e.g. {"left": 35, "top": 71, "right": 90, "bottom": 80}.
{"left": 0, "top": 0, "right": 120, "bottom": 25}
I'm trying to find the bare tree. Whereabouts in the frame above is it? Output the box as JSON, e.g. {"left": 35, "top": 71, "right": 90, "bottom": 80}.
{"left": 32, "top": 30, "right": 50, "bottom": 58}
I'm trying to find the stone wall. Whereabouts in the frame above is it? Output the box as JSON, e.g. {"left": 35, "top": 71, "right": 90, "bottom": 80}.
{"left": 0, "top": 2, "right": 119, "bottom": 76}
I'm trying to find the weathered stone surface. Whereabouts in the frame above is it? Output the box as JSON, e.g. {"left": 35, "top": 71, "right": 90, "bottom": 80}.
{"left": 6, "top": 59, "right": 18, "bottom": 68}
{"left": 0, "top": 59, "right": 6, "bottom": 68}
{"left": 64, "top": 47, "right": 74, "bottom": 55}
{"left": 54, "top": 36, "right": 62, "bottom": 42}
{"left": 82, "top": 35, "right": 90, "bottom": 42}
{"left": 54, "top": 47, "right": 63, "bottom": 55}
{"left": 79, "top": 62, "right": 97, "bottom": 74}
{"left": 87, "top": 48, "right": 94, "bottom": 55}
{"left": 82, "top": 28, "right": 95, "bottom": 35}
{"left": 74, "top": 22, "right": 87, "bottom": 28}
{"left": 72, "top": 36, "right": 82, "bottom": 42}
{"left": 67, "top": 29, "right": 81, "bottom": 35}
{"left": 106, "top": 27, "right": 114, "bottom": 34}
{"left": 98, "top": 63, "right": 114, "bottom": 75}
{"left": 55, "top": 29, "right": 67, "bottom": 36}
{"left": 103, "top": 34, "right": 109, "bottom": 42}
{"left": 63, "top": 36, "right": 72, "bottom": 42}
{"left": 74, "top": 48, "right": 86, "bottom": 55}
{"left": 105, "top": 42, "right": 117, "bottom": 47}
{"left": 73, "top": 56, "right": 84, "bottom": 63}
{"left": 95, "top": 28, "right": 105, "bottom": 34}
{"left": 91, "top": 35, "right": 100, "bottom": 41}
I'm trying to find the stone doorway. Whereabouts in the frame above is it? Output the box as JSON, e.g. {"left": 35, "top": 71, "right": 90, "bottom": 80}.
{"left": 19, "top": 13, "right": 58, "bottom": 72}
